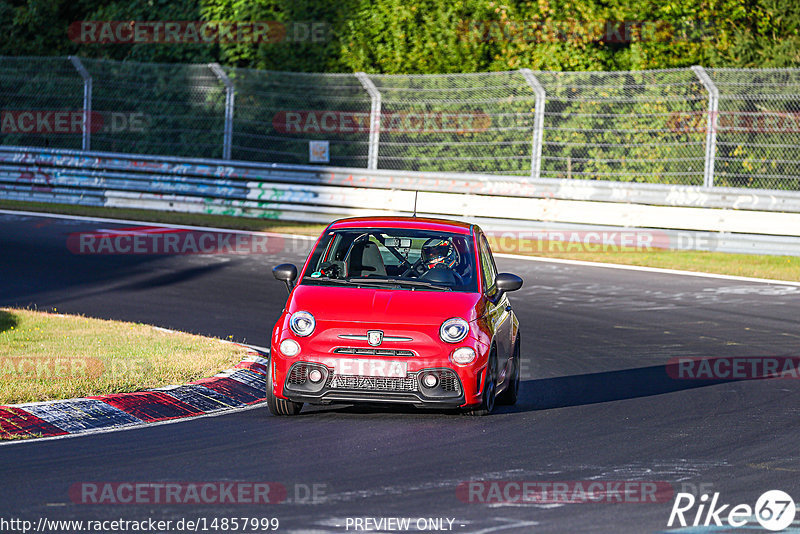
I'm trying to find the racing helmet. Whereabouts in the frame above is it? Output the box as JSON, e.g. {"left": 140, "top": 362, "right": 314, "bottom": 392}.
{"left": 421, "top": 238, "right": 457, "bottom": 269}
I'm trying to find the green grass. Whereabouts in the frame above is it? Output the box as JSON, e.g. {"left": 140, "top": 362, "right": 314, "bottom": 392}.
{"left": 2, "top": 199, "right": 798, "bottom": 282}
{"left": 0, "top": 308, "right": 250, "bottom": 405}
{"left": 500, "top": 245, "right": 800, "bottom": 282}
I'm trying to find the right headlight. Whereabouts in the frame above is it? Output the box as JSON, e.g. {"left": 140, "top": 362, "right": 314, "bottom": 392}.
{"left": 440, "top": 317, "right": 469, "bottom": 343}
{"left": 289, "top": 311, "right": 315, "bottom": 337}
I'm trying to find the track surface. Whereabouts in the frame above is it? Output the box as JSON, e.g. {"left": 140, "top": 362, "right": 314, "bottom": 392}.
{"left": 1, "top": 211, "right": 799, "bottom": 533}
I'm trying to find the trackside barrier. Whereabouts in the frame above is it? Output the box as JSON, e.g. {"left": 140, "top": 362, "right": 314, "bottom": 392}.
{"left": 1, "top": 145, "right": 800, "bottom": 256}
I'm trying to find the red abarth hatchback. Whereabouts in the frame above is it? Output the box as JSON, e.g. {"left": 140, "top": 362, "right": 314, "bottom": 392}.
{"left": 268, "top": 216, "right": 523, "bottom": 416}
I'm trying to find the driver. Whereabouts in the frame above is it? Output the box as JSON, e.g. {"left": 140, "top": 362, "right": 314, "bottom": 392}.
{"left": 420, "top": 238, "right": 463, "bottom": 286}
{"left": 421, "top": 238, "right": 458, "bottom": 270}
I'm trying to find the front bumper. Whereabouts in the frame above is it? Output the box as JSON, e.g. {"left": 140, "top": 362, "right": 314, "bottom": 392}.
{"left": 280, "top": 361, "right": 466, "bottom": 408}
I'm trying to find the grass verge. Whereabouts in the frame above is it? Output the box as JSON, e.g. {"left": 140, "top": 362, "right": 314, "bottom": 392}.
{"left": 1, "top": 199, "right": 798, "bottom": 282}
{"left": 487, "top": 240, "right": 800, "bottom": 282}
{"left": 0, "top": 308, "right": 249, "bottom": 405}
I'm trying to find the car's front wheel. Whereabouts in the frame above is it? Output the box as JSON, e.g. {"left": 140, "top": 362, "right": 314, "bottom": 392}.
{"left": 465, "top": 349, "right": 497, "bottom": 416}
{"left": 497, "top": 335, "right": 520, "bottom": 406}
{"left": 266, "top": 359, "right": 303, "bottom": 416}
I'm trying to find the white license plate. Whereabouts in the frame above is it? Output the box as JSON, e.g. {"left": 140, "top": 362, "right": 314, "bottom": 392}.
{"left": 334, "top": 359, "right": 407, "bottom": 378}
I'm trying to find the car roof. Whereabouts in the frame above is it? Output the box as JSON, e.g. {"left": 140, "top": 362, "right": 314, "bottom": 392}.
{"left": 327, "top": 216, "right": 474, "bottom": 235}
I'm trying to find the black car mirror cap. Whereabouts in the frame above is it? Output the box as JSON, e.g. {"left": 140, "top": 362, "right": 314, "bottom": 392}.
{"left": 273, "top": 263, "right": 298, "bottom": 292}
{"left": 495, "top": 273, "right": 523, "bottom": 294}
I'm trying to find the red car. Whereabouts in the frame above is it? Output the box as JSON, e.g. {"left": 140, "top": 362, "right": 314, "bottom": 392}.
{"left": 268, "top": 216, "right": 523, "bottom": 416}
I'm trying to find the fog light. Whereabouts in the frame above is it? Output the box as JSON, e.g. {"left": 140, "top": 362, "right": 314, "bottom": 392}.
{"left": 421, "top": 373, "right": 439, "bottom": 388}
{"left": 451, "top": 347, "right": 476, "bottom": 365}
{"left": 308, "top": 369, "right": 323, "bottom": 383}
{"left": 280, "top": 339, "right": 300, "bottom": 357}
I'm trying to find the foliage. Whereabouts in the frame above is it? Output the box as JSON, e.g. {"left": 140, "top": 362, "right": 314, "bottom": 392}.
{"left": 1, "top": 0, "right": 797, "bottom": 189}
{"left": 0, "top": 0, "right": 797, "bottom": 72}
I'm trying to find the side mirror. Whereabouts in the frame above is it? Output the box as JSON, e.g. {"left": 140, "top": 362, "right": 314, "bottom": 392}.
{"left": 273, "top": 263, "right": 298, "bottom": 293}
{"left": 495, "top": 273, "right": 523, "bottom": 294}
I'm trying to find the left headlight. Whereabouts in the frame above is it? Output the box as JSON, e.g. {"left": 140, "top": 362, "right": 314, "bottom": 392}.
{"left": 289, "top": 311, "right": 315, "bottom": 337}
{"left": 440, "top": 317, "right": 469, "bottom": 343}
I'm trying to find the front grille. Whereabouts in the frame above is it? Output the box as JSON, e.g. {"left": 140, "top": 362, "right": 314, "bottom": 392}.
{"left": 333, "top": 347, "right": 415, "bottom": 357}
{"left": 438, "top": 370, "right": 460, "bottom": 392}
{"left": 328, "top": 373, "right": 418, "bottom": 392}
{"left": 288, "top": 364, "right": 309, "bottom": 385}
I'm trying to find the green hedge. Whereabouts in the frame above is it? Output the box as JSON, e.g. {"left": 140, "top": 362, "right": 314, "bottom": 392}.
{"left": 1, "top": 0, "right": 798, "bottom": 73}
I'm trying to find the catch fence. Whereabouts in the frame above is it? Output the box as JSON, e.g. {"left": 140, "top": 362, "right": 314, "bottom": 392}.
{"left": 1, "top": 57, "right": 798, "bottom": 191}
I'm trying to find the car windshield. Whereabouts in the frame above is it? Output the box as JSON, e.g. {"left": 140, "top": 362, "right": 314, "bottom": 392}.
{"left": 301, "top": 228, "right": 478, "bottom": 292}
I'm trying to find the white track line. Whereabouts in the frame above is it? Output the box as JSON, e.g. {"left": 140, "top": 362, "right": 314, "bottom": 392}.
{"left": 0, "top": 208, "right": 316, "bottom": 241}
{"left": 495, "top": 253, "right": 800, "bottom": 287}
{"left": 3, "top": 207, "right": 797, "bottom": 287}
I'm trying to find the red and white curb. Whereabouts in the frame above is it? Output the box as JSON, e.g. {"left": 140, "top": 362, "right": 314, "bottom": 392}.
{"left": 0, "top": 353, "right": 269, "bottom": 440}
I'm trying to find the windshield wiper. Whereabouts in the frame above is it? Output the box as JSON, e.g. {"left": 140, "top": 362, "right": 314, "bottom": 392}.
{"left": 303, "top": 277, "right": 357, "bottom": 286}
{"left": 305, "top": 276, "right": 452, "bottom": 291}
{"left": 348, "top": 277, "right": 452, "bottom": 291}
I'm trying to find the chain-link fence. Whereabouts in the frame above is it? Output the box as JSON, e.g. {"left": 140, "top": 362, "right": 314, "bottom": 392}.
{"left": 84, "top": 58, "right": 227, "bottom": 158}
{"left": 367, "top": 71, "right": 538, "bottom": 175}
{"left": 537, "top": 69, "right": 709, "bottom": 186}
{"left": 710, "top": 68, "right": 800, "bottom": 190}
{"left": 1, "top": 56, "right": 798, "bottom": 190}
{"left": 226, "top": 68, "right": 371, "bottom": 166}
{"left": 0, "top": 56, "right": 85, "bottom": 151}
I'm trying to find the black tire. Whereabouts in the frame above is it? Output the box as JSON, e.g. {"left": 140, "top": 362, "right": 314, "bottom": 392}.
{"left": 266, "top": 360, "right": 303, "bottom": 416}
{"left": 465, "top": 349, "right": 497, "bottom": 416}
{"left": 497, "top": 336, "right": 521, "bottom": 406}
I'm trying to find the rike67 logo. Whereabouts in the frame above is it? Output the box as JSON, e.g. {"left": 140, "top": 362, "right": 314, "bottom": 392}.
{"left": 668, "top": 490, "right": 796, "bottom": 531}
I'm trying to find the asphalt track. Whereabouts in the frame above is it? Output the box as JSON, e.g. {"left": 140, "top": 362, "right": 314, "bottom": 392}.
{"left": 1, "top": 210, "right": 799, "bottom": 533}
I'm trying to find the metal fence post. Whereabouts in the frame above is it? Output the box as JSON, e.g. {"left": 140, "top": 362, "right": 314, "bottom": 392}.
{"left": 68, "top": 56, "right": 92, "bottom": 151}
{"left": 691, "top": 66, "right": 719, "bottom": 188}
{"left": 520, "top": 68, "right": 546, "bottom": 180}
{"left": 356, "top": 72, "right": 381, "bottom": 170}
{"left": 208, "top": 63, "right": 234, "bottom": 160}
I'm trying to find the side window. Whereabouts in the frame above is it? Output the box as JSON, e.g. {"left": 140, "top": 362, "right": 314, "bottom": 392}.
{"left": 478, "top": 234, "right": 498, "bottom": 294}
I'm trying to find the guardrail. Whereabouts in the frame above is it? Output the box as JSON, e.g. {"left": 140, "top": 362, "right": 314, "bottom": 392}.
{"left": 1, "top": 145, "right": 800, "bottom": 256}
